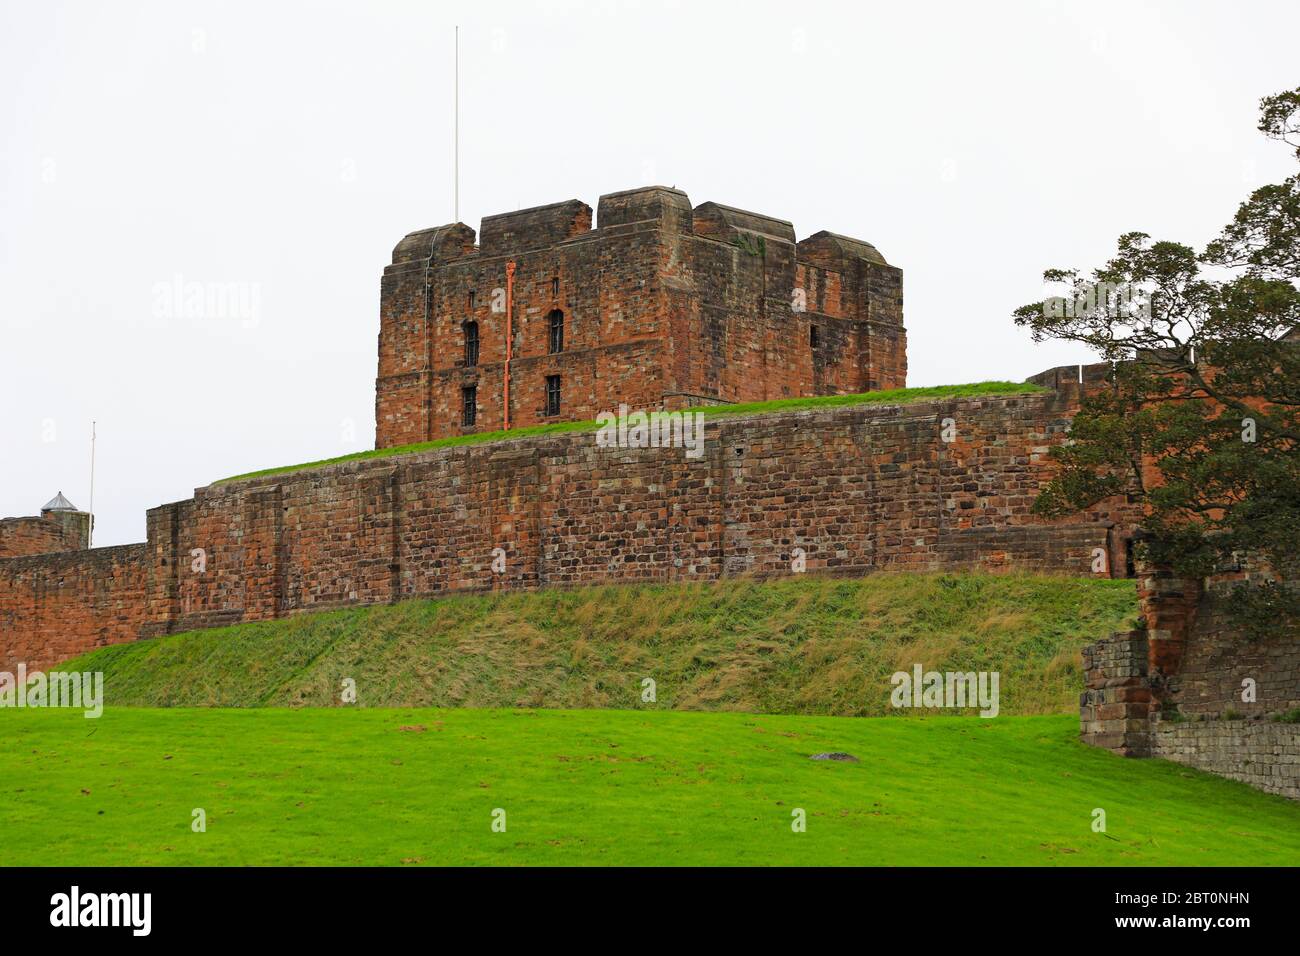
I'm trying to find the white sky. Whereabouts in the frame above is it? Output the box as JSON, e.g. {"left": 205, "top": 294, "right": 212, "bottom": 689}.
{"left": 2, "top": 0, "right": 1297, "bottom": 547}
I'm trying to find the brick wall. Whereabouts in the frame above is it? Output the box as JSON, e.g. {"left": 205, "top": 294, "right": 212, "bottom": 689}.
{"left": 1, "top": 389, "right": 1137, "bottom": 671}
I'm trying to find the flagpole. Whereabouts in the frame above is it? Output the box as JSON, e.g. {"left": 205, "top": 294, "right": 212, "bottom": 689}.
{"left": 454, "top": 24, "right": 459, "bottom": 223}
{"left": 88, "top": 420, "right": 96, "bottom": 548}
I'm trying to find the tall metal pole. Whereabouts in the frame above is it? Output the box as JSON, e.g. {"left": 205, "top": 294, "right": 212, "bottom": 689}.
{"left": 88, "top": 420, "right": 96, "bottom": 548}
{"left": 454, "top": 24, "right": 459, "bottom": 223}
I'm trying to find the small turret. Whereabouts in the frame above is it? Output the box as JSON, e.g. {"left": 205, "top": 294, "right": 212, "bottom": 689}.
{"left": 41, "top": 491, "right": 78, "bottom": 514}
{"left": 40, "top": 491, "right": 91, "bottom": 550}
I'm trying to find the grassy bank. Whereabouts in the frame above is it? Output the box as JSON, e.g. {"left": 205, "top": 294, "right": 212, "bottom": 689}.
{"left": 65, "top": 572, "right": 1135, "bottom": 713}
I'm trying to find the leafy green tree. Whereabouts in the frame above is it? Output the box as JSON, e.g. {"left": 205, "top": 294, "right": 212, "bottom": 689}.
{"left": 1013, "top": 89, "right": 1300, "bottom": 635}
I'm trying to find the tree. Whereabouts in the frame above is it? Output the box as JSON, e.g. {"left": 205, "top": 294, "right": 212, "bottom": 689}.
{"left": 1013, "top": 88, "right": 1300, "bottom": 637}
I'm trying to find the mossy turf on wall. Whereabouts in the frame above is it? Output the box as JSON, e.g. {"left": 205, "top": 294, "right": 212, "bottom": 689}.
{"left": 217, "top": 381, "right": 1044, "bottom": 484}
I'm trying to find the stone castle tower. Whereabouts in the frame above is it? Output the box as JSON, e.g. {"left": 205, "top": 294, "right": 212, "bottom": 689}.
{"left": 375, "top": 185, "right": 906, "bottom": 448}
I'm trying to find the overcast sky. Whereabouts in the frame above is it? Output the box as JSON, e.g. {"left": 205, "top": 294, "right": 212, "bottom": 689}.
{"left": 2, "top": 0, "right": 1296, "bottom": 547}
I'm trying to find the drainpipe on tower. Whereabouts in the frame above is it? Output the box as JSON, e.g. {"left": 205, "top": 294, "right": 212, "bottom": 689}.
{"left": 504, "top": 260, "right": 516, "bottom": 431}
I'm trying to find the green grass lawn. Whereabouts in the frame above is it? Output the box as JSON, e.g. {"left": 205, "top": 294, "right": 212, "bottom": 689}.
{"left": 65, "top": 573, "right": 1136, "bottom": 713}
{"left": 1, "top": 708, "right": 1296, "bottom": 866}
{"left": 216, "top": 381, "right": 1043, "bottom": 484}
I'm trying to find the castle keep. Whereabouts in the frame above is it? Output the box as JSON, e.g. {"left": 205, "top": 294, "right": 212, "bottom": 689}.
{"left": 376, "top": 186, "right": 906, "bottom": 446}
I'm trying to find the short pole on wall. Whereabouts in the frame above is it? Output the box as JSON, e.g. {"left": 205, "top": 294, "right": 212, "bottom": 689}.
{"left": 88, "top": 420, "right": 95, "bottom": 548}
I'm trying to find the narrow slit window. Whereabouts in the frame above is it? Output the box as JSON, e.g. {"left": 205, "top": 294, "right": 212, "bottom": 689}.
{"left": 461, "top": 385, "right": 477, "bottom": 427}
{"left": 468, "top": 290, "right": 476, "bottom": 310}
{"left": 545, "top": 375, "right": 561, "bottom": 417}
{"left": 548, "top": 309, "right": 564, "bottom": 354}
{"left": 810, "top": 325, "right": 820, "bottom": 348}
{"left": 464, "top": 321, "right": 479, "bottom": 367}
{"left": 551, "top": 276, "right": 560, "bottom": 297}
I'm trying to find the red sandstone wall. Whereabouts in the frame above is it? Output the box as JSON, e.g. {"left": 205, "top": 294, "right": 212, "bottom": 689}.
{"left": 0, "top": 517, "right": 84, "bottom": 559}
{"left": 0, "top": 544, "right": 150, "bottom": 672}
{"left": 667, "top": 208, "right": 906, "bottom": 405}
{"left": 376, "top": 194, "right": 676, "bottom": 445}
{"left": 0, "top": 390, "right": 1140, "bottom": 671}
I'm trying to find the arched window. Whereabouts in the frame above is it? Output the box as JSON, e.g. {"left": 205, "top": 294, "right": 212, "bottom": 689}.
{"left": 548, "top": 309, "right": 564, "bottom": 354}
{"left": 464, "top": 320, "right": 479, "bottom": 367}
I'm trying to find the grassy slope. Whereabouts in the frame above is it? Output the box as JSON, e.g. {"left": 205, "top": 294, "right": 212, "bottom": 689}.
{"left": 216, "top": 381, "right": 1043, "bottom": 484}
{"left": 66, "top": 573, "right": 1137, "bottom": 714}
{"left": 1, "top": 708, "right": 1296, "bottom": 866}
